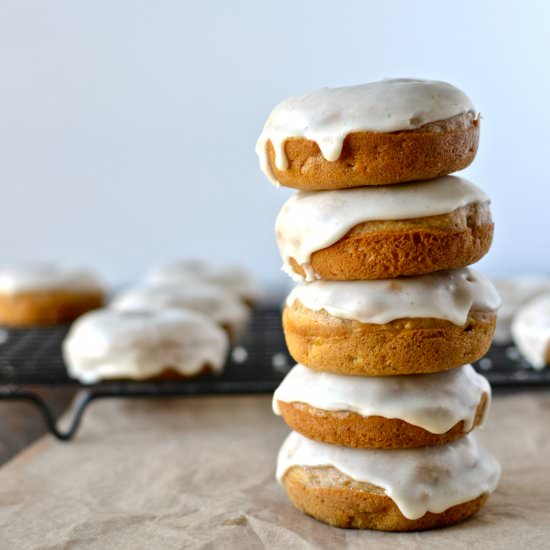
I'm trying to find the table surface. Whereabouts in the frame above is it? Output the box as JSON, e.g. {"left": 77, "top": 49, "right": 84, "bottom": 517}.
{"left": 0, "top": 391, "right": 549, "bottom": 549}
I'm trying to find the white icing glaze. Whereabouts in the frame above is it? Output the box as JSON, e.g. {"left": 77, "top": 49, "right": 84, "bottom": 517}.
{"left": 277, "top": 431, "right": 500, "bottom": 520}
{"left": 110, "top": 282, "right": 249, "bottom": 339}
{"left": 145, "top": 260, "right": 259, "bottom": 303}
{"left": 287, "top": 268, "right": 500, "bottom": 326}
{"left": 63, "top": 308, "right": 228, "bottom": 383}
{"left": 275, "top": 176, "right": 490, "bottom": 281}
{"left": 492, "top": 276, "right": 550, "bottom": 344}
{"left": 256, "top": 78, "right": 475, "bottom": 184}
{"left": 0, "top": 263, "right": 103, "bottom": 294}
{"left": 273, "top": 364, "right": 490, "bottom": 434}
{"left": 511, "top": 293, "right": 550, "bottom": 369}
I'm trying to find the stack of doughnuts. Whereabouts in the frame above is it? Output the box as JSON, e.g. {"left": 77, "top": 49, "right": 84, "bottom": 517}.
{"left": 257, "top": 78, "right": 501, "bottom": 531}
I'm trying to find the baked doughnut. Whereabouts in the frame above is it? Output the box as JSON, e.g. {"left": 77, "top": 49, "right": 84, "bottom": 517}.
{"left": 145, "top": 260, "right": 259, "bottom": 307}
{"left": 283, "top": 269, "right": 500, "bottom": 375}
{"left": 276, "top": 176, "right": 492, "bottom": 281}
{"left": 110, "top": 282, "right": 249, "bottom": 342}
{"left": 256, "top": 78, "right": 479, "bottom": 190}
{"left": 0, "top": 263, "right": 104, "bottom": 327}
{"left": 511, "top": 293, "right": 550, "bottom": 369}
{"left": 273, "top": 364, "right": 490, "bottom": 449}
{"left": 277, "top": 432, "right": 500, "bottom": 531}
{"left": 63, "top": 309, "right": 228, "bottom": 383}
{"left": 492, "top": 276, "right": 550, "bottom": 344}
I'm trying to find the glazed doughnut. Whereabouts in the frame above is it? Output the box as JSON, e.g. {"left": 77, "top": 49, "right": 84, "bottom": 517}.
{"left": 275, "top": 176, "right": 492, "bottom": 281}
{"left": 110, "top": 282, "right": 249, "bottom": 342}
{"left": 63, "top": 309, "right": 228, "bottom": 383}
{"left": 283, "top": 269, "right": 500, "bottom": 375}
{"left": 145, "top": 260, "right": 259, "bottom": 307}
{"left": 0, "top": 263, "right": 104, "bottom": 327}
{"left": 511, "top": 293, "right": 550, "bottom": 369}
{"left": 273, "top": 364, "right": 490, "bottom": 449}
{"left": 277, "top": 432, "right": 500, "bottom": 531}
{"left": 256, "top": 78, "right": 479, "bottom": 190}
{"left": 492, "top": 276, "right": 550, "bottom": 344}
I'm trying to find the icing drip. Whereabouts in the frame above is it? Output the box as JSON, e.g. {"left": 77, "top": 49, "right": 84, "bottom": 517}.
{"left": 275, "top": 176, "right": 490, "bottom": 281}
{"left": 277, "top": 431, "right": 500, "bottom": 520}
{"left": 273, "top": 364, "right": 490, "bottom": 434}
{"left": 256, "top": 78, "right": 475, "bottom": 184}
{"left": 287, "top": 268, "right": 500, "bottom": 326}
{"left": 63, "top": 309, "right": 228, "bottom": 383}
{"left": 511, "top": 293, "right": 550, "bottom": 369}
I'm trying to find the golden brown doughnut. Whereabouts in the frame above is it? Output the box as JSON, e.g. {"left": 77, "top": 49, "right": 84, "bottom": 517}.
{"left": 276, "top": 394, "right": 488, "bottom": 449}
{"left": 0, "top": 290, "right": 104, "bottom": 328}
{"left": 288, "top": 202, "right": 493, "bottom": 281}
{"left": 282, "top": 301, "right": 496, "bottom": 375}
{"left": 283, "top": 465, "right": 489, "bottom": 531}
{"left": 266, "top": 113, "right": 479, "bottom": 191}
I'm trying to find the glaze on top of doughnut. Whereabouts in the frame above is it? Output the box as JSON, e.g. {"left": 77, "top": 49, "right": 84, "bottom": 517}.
{"left": 257, "top": 78, "right": 475, "bottom": 184}
{"left": 273, "top": 363, "right": 490, "bottom": 434}
{"left": 110, "top": 282, "right": 249, "bottom": 333}
{"left": 0, "top": 263, "right": 103, "bottom": 294}
{"left": 286, "top": 268, "right": 500, "bottom": 326}
{"left": 63, "top": 308, "right": 228, "bottom": 383}
{"left": 277, "top": 431, "right": 500, "bottom": 520}
{"left": 145, "top": 260, "right": 259, "bottom": 304}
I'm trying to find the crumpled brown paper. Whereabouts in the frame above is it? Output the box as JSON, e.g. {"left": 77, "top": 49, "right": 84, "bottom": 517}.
{"left": 0, "top": 392, "right": 548, "bottom": 549}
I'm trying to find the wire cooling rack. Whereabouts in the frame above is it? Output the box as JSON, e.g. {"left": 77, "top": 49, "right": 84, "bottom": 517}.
{"left": 0, "top": 306, "right": 548, "bottom": 440}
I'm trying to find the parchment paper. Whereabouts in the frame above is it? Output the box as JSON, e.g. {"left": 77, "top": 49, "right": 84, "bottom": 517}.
{"left": 0, "top": 392, "right": 548, "bottom": 549}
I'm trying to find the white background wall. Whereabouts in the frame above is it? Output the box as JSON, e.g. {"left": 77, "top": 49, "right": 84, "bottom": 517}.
{"left": 0, "top": 0, "right": 548, "bottom": 290}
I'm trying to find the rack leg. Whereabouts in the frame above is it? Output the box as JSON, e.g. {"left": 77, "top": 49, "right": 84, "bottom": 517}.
{"left": 0, "top": 388, "right": 96, "bottom": 441}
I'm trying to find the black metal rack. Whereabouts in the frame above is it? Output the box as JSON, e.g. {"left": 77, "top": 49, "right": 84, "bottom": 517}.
{"left": 0, "top": 306, "right": 548, "bottom": 440}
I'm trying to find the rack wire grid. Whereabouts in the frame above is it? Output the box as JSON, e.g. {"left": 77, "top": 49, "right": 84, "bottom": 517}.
{"left": 0, "top": 306, "right": 548, "bottom": 440}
